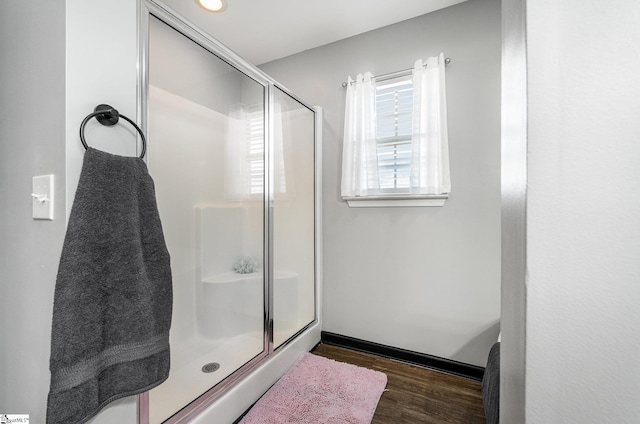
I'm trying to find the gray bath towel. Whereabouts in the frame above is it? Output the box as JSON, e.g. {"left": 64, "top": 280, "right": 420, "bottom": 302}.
{"left": 47, "top": 148, "right": 172, "bottom": 424}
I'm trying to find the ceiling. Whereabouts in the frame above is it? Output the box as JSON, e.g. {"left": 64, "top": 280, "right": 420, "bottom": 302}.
{"left": 156, "top": 0, "right": 468, "bottom": 65}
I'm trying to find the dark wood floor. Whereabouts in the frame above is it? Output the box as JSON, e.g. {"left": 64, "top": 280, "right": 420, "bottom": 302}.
{"left": 311, "top": 344, "right": 486, "bottom": 424}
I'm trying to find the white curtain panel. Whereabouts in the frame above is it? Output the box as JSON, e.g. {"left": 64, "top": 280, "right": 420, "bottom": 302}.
{"left": 341, "top": 72, "right": 380, "bottom": 198}
{"left": 410, "top": 53, "right": 451, "bottom": 195}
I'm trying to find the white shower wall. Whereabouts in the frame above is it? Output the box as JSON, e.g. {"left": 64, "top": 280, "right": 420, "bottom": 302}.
{"left": 147, "top": 80, "right": 270, "bottom": 422}
{"left": 148, "top": 86, "right": 266, "bottom": 346}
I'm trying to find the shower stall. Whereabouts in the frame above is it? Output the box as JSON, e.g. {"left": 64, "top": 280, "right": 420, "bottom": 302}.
{"left": 138, "top": 3, "right": 320, "bottom": 423}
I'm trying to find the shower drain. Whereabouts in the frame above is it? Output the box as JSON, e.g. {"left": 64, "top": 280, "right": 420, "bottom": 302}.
{"left": 201, "top": 362, "right": 221, "bottom": 373}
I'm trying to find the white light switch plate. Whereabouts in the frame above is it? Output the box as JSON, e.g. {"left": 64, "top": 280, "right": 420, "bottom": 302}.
{"left": 32, "top": 174, "right": 54, "bottom": 220}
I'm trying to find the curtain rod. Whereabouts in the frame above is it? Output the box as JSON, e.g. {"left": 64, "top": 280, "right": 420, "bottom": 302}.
{"left": 341, "top": 57, "right": 451, "bottom": 88}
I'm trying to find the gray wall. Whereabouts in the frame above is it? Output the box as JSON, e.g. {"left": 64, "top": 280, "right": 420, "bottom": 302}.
{"left": 0, "top": 0, "right": 142, "bottom": 422}
{"left": 261, "top": 0, "right": 501, "bottom": 366}
{"left": 0, "top": 2, "right": 66, "bottom": 422}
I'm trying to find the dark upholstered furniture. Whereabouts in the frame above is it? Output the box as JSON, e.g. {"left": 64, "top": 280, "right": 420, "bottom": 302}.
{"left": 481, "top": 342, "right": 500, "bottom": 424}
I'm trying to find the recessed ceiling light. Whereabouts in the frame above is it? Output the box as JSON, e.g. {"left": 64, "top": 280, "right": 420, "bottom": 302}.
{"left": 197, "top": 0, "right": 226, "bottom": 12}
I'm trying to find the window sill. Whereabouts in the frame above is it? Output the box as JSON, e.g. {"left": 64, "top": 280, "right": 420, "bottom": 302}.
{"left": 343, "top": 194, "right": 448, "bottom": 208}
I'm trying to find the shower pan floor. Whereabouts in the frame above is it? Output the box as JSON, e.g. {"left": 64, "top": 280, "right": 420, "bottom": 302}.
{"left": 149, "top": 332, "right": 263, "bottom": 423}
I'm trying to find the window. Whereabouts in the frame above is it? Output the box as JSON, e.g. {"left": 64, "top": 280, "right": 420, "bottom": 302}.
{"left": 245, "top": 104, "right": 288, "bottom": 196}
{"left": 246, "top": 104, "right": 265, "bottom": 195}
{"left": 375, "top": 77, "right": 413, "bottom": 192}
{"left": 341, "top": 55, "right": 450, "bottom": 207}
{"left": 224, "top": 103, "right": 266, "bottom": 200}
{"left": 225, "top": 102, "right": 287, "bottom": 199}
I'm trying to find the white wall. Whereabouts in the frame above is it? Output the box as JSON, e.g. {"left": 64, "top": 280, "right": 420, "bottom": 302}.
{"left": 526, "top": 0, "right": 640, "bottom": 423}
{"left": 261, "top": 0, "right": 502, "bottom": 366}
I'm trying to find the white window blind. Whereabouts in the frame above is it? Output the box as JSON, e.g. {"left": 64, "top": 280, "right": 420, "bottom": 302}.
{"left": 246, "top": 102, "right": 287, "bottom": 196}
{"left": 375, "top": 78, "right": 413, "bottom": 192}
{"left": 246, "top": 104, "right": 264, "bottom": 195}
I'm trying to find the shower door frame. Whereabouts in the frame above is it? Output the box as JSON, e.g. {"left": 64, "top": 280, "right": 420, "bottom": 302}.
{"left": 136, "top": 1, "right": 322, "bottom": 423}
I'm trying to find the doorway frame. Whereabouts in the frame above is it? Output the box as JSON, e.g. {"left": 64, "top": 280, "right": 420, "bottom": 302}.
{"left": 500, "top": 0, "right": 527, "bottom": 422}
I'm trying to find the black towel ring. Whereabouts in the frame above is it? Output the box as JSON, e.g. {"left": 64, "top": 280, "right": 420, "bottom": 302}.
{"left": 79, "top": 104, "right": 147, "bottom": 159}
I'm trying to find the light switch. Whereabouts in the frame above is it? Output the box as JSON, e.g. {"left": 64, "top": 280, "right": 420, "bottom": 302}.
{"left": 32, "top": 174, "right": 54, "bottom": 220}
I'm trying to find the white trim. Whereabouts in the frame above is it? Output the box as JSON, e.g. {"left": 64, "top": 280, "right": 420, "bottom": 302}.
{"left": 344, "top": 194, "right": 448, "bottom": 208}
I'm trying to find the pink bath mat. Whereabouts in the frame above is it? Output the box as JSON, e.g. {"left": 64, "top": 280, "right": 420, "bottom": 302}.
{"left": 240, "top": 352, "right": 387, "bottom": 424}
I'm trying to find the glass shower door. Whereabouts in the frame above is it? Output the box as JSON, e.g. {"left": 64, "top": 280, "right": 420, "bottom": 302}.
{"left": 272, "top": 87, "right": 316, "bottom": 348}
{"left": 147, "top": 16, "right": 267, "bottom": 423}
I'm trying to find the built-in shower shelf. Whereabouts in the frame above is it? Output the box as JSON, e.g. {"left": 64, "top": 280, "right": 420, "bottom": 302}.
{"left": 203, "top": 271, "right": 262, "bottom": 284}
{"left": 202, "top": 271, "right": 297, "bottom": 284}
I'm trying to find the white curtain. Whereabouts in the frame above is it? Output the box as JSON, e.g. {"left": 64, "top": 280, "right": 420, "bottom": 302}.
{"left": 341, "top": 72, "right": 380, "bottom": 198}
{"left": 410, "top": 53, "right": 451, "bottom": 194}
